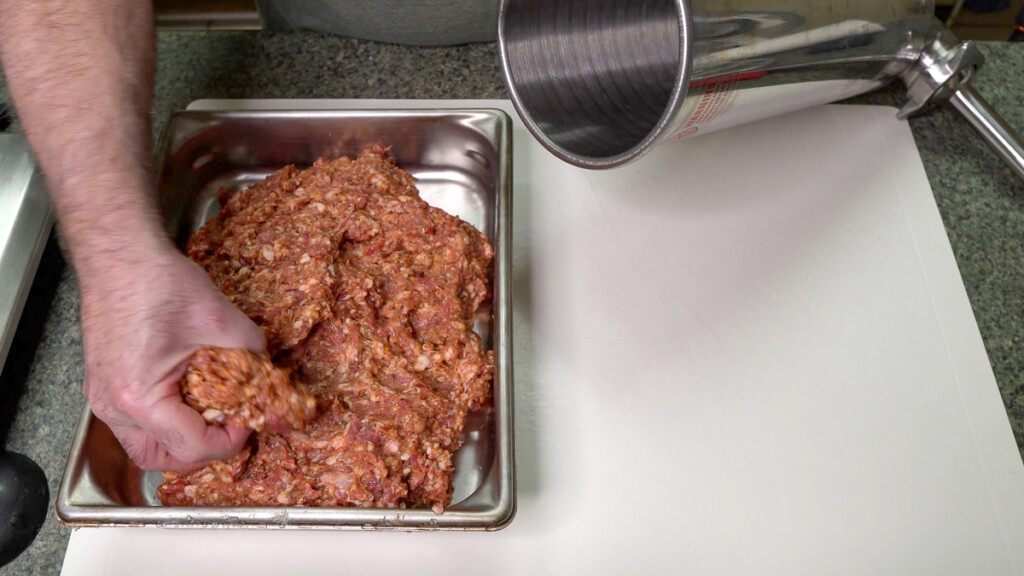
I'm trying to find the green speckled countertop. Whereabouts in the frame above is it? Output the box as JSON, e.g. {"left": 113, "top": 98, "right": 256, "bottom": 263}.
{"left": 1, "top": 32, "right": 1022, "bottom": 575}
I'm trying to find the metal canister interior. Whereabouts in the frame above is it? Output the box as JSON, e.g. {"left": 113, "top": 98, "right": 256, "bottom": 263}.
{"left": 499, "top": 0, "right": 689, "bottom": 168}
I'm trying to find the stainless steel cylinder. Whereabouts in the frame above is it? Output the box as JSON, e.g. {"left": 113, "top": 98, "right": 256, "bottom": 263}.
{"left": 499, "top": 0, "right": 934, "bottom": 169}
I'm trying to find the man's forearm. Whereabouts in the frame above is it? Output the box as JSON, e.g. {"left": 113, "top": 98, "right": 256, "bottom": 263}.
{"left": 0, "top": 2, "right": 266, "bottom": 470}
{"left": 0, "top": 0, "right": 165, "bottom": 281}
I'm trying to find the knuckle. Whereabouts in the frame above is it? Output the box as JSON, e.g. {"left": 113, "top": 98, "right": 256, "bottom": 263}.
{"left": 111, "top": 384, "right": 146, "bottom": 419}
{"left": 89, "top": 397, "right": 113, "bottom": 421}
{"left": 193, "top": 299, "right": 233, "bottom": 338}
{"left": 85, "top": 382, "right": 123, "bottom": 422}
{"left": 83, "top": 368, "right": 148, "bottom": 423}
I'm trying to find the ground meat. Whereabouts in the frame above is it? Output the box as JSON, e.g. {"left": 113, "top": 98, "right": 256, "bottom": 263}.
{"left": 158, "top": 147, "right": 494, "bottom": 513}
{"left": 180, "top": 348, "right": 316, "bottom": 433}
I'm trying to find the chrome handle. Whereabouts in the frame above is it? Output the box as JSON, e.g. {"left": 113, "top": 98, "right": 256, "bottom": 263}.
{"left": 948, "top": 84, "right": 1024, "bottom": 181}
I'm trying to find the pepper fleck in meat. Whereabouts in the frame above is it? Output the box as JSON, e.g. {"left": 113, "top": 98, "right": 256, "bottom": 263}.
{"left": 158, "top": 147, "right": 494, "bottom": 513}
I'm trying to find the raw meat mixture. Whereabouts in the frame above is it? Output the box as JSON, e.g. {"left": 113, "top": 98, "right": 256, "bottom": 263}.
{"left": 158, "top": 147, "right": 494, "bottom": 513}
{"left": 181, "top": 348, "right": 316, "bottom": 434}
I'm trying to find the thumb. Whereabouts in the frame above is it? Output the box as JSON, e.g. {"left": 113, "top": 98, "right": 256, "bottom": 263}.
{"left": 178, "top": 254, "right": 266, "bottom": 353}
{"left": 191, "top": 287, "right": 267, "bottom": 354}
{"left": 212, "top": 297, "right": 266, "bottom": 353}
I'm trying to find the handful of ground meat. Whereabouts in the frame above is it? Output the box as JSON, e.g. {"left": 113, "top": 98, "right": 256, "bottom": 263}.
{"left": 158, "top": 147, "right": 494, "bottom": 513}
{"left": 181, "top": 348, "right": 316, "bottom": 433}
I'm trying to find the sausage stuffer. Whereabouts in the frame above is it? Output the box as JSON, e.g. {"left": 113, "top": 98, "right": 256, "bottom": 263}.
{"left": 499, "top": 1, "right": 1024, "bottom": 179}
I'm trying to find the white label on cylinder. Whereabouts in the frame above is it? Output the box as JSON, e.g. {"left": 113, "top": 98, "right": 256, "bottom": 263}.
{"left": 670, "top": 75, "right": 741, "bottom": 141}
{"left": 669, "top": 78, "right": 883, "bottom": 142}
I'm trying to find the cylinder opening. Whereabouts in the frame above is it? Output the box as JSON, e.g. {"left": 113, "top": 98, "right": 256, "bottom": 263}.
{"left": 499, "top": 0, "right": 689, "bottom": 168}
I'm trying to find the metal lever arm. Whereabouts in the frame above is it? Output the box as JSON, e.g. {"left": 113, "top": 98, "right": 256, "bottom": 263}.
{"left": 949, "top": 84, "right": 1024, "bottom": 181}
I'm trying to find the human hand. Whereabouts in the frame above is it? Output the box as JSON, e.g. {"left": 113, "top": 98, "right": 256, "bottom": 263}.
{"left": 79, "top": 241, "right": 266, "bottom": 471}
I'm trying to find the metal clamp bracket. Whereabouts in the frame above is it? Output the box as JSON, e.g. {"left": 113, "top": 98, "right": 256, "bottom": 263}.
{"left": 898, "top": 26, "right": 983, "bottom": 119}
{"left": 898, "top": 24, "right": 1024, "bottom": 181}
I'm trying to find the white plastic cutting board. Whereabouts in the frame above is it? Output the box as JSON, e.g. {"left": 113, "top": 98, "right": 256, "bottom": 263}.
{"left": 60, "top": 101, "right": 1024, "bottom": 576}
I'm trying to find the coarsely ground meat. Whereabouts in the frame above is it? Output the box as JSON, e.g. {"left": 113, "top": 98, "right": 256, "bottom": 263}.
{"left": 158, "top": 147, "right": 494, "bottom": 513}
{"left": 181, "top": 348, "right": 316, "bottom": 433}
